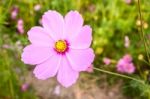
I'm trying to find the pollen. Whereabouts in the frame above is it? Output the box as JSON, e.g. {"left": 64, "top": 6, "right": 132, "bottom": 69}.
{"left": 55, "top": 40, "right": 68, "bottom": 53}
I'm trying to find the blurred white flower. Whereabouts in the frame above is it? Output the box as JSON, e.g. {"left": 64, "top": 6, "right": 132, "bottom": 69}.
{"left": 125, "top": 0, "right": 131, "bottom": 4}
{"left": 53, "top": 85, "right": 60, "bottom": 96}
{"left": 34, "top": 4, "right": 41, "bottom": 11}
{"left": 124, "top": 36, "right": 130, "bottom": 48}
{"left": 2, "top": 44, "right": 11, "bottom": 49}
{"left": 103, "top": 57, "right": 111, "bottom": 65}
{"left": 15, "top": 40, "right": 23, "bottom": 50}
{"left": 39, "top": 18, "right": 42, "bottom": 25}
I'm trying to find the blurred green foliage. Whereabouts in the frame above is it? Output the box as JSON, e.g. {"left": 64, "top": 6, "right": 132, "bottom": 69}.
{"left": 0, "top": 0, "right": 150, "bottom": 98}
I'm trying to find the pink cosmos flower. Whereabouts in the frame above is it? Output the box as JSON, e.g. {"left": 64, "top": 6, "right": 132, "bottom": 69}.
{"left": 21, "top": 10, "right": 95, "bottom": 87}
{"left": 103, "top": 57, "right": 111, "bottom": 65}
{"left": 123, "top": 54, "right": 132, "bottom": 63}
{"left": 17, "top": 19, "right": 24, "bottom": 34}
{"left": 117, "top": 54, "right": 135, "bottom": 74}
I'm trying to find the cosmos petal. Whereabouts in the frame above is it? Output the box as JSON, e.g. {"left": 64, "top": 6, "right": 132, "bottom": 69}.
{"left": 33, "top": 54, "right": 61, "bottom": 80}
{"left": 42, "top": 10, "right": 64, "bottom": 40}
{"left": 66, "top": 48, "right": 95, "bottom": 71}
{"left": 57, "top": 56, "right": 79, "bottom": 87}
{"left": 27, "top": 26, "right": 54, "bottom": 47}
{"left": 70, "top": 25, "right": 92, "bottom": 49}
{"left": 21, "top": 45, "right": 54, "bottom": 65}
{"left": 64, "top": 11, "right": 83, "bottom": 40}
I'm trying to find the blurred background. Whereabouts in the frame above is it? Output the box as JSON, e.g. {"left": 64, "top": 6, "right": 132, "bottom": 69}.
{"left": 0, "top": 0, "right": 150, "bottom": 99}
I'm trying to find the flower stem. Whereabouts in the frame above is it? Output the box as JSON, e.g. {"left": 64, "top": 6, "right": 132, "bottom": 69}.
{"left": 3, "top": 50, "right": 15, "bottom": 98}
{"left": 93, "top": 67, "right": 144, "bottom": 84}
{"left": 9, "top": 79, "right": 14, "bottom": 99}
{"left": 137, "top": 0, "right": 150, "bottom": 63}
{"left": 5, "top": 0, "right": 13, "bottom": 15}
{"left": 141, "top": 59, "right": 150, "bottom": 67}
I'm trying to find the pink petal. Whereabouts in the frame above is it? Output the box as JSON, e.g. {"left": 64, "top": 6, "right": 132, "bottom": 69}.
{"left": 21, "top": 45, "right": 54, "bottom": 65}
{"left": 33, "top": 54, "right": 61, "bottom": 80}
{"left": 42, "top": 10, "right": 64, "bottom": 40}
{"left": 123, "top": 54, "right": 132, "bottom": 63}
{"left": 64, "top": 11, "right": 83, "bottom": 40}
{"left": 70, "top": 25, "right": 92, "bottom": 49}
{"left": 117, "top": 59, "right": 126, "bottom": 73}
{"left": 57, "top": 56, "right": 79, "bottom": 87}
{"left": 28, "top": 26, "right": 54, "bottom": 47}
{"left": 66, "top": 48, "right": 95, "bottom": 71}
{"left": 124, "top": 63, "right": 135, "bottom": 74}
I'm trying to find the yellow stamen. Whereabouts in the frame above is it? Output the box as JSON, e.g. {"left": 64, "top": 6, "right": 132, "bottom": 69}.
{"left": 55, "top": 40, "right": 67, "bottom": 53}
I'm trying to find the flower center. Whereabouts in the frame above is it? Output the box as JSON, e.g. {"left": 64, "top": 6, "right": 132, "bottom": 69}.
{"left": 55, "top": 40, "right": 68, "bottom": 53}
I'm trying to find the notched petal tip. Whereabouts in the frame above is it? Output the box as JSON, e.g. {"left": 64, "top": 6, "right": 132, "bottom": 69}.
{"left": 57, "top": 72, "right": 79, "bottom": 88}
{"left": 61, "top": 78, "right": 77, "bottom": 88}
{"left": 56, "top": 57, "right": 79, "bottom": 88}
{"left": 64, "top": 10, "right": 84, "bottom": 40}
{"left": 33, "top": 72, "right": 48, "bottom": 80}
{"left": 41, "top": 10, "right": 64, "bottom": 40}
{"left": 66, "top": 10, "right": 83, "bottom": 20}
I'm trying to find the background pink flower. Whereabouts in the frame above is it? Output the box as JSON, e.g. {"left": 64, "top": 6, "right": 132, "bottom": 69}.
{"left": 86, "top": 64, "right": 94, "bottom": 73}
{"left": 123, "top": 54, "right": 132, "bottom": 62}
{"left": 21, "top": 83, "right": 29, "bottom": 92}
{"left": 11, "top": 6, "right": 19, "bottom": 20}
{"left": 103, "top": 57, "right": 111, "bottom": 65}
{"left": 117, "top": 54, "right": 135, "bottom": 74}
{"left": 17, "top": 19, "right": 24, "bottom": 34}
{"left": 125, "top": 0, "right": 132, "bottom": 4}
{"left": 21, "top": 10, "right": 95, "bottom": 87}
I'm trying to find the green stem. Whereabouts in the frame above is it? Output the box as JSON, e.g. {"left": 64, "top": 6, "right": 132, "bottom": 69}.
{"left": 137, "top": 0, "right": 150, "bottom": 63}
{"left": 93, "top": 67, "right": 144, "bottom": 84}
{"left": 9, "top": 79, "right": 14, "bottom": 99}
{"left": 141, "top": 59, "right": 150, "bottom": 67}
{"left": 3, "top": 50, "right": 15, "bottom": 98}
{"left": 4, "top": 0, "right": 13, "bottom": 15}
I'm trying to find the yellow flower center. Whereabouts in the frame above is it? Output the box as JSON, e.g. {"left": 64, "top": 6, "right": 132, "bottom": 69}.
{"left": 55, "top": 40, "right": 67, "bottom": 53}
